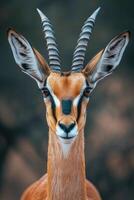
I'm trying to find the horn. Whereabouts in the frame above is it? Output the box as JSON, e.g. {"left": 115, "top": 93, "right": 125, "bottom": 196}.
{"left": 37, "top": 8, "right": 61, "bottom": 72}
{"left": 71, "top": 7, "right": 101, "bottom": 72}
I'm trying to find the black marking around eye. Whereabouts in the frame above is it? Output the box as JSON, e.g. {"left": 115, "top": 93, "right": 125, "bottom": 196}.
{"left": 50, "top": 94, "right": 56, "bottom": 120}
{"left": 86, "top": 80, "right": 92, "bottom": 89}
{"left": 86, "top": 79, "right": 94, "bottom": 90}
{"left": 42, "top": 87, "right": 50, "bottom": 97}
{"left": 62, "top": 100, "right": 72, "bottom": 115}
{"left": 41, "top": 79, "right": 57, "bottom": 121}
{"left": 44, "top": 79, "right": 47, "bottom": 87}
{"left": 77, "top": 81, "right": 91, "bottom": 122}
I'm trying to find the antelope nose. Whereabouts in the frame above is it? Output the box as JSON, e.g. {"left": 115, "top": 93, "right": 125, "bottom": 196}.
{"left": 58, "top": 122, "right": 75, "bottom": 133}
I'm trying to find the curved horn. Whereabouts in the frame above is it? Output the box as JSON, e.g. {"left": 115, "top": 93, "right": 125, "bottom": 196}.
{"left": 37, "top": 8, "right": 61, "bottom": 72}
{"left": 71, "top": 7, "right": 101, "bottom": 72}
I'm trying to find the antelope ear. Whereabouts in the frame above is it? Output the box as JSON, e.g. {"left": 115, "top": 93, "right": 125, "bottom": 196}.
{"left": 83, "top": 31, "right": 130, "bottom": 87}
{"left": 7, "top": 29, "right": 50, "bottom": 88}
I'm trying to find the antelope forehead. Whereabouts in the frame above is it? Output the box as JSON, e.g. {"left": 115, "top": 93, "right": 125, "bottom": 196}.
{"left": 47, "top": 73, "right": 86, "bottom": 97}
{"left": 46, "top": 77, "right": 87, "bottom": 111}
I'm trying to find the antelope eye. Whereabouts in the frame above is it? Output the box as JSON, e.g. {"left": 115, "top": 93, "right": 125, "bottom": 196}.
{"left": 84, "top": 87, "right": 91, "bottom": 97}
{"left": 42, "top": 87, "right": 50, "bottom": 97}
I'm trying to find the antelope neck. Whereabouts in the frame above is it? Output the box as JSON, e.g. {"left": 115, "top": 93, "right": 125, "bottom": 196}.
{"left": 47, "top": 130, "right": 86, "bottom": 200}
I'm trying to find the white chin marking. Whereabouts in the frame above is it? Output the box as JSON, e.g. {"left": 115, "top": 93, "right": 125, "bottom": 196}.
{"left": 56, "top": 125, "right": 78, "bottom": 158}
{"left": 58, "top": 137, "right": 76, "bottom": 158}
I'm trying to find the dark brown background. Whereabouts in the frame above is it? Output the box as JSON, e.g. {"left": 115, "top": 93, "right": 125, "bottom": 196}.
{"left": 0, "top": 0, "right": 133, "bottom": 199}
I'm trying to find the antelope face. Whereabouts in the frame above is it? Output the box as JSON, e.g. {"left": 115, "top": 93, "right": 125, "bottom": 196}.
{"left": 7, "top": 8, "right": 130, "bottom": 145}
{"left": 43, "top": 72, "right": 89, "bottom": 141}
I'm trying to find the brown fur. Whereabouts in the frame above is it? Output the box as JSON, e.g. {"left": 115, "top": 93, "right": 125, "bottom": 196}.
{"left": 82, "top": 50, "right": 103, "bottom": 77}
{"left": 48, "top": 72, "right": 85, "bottom": 99}
{"left": 47, "top": 132, "right": 86, "bottom": 200}
{"left": 21, "top": 175, "right": 101, "bottom": 200}
{"left": 8, "top": 28, "right": 129, "bottom": 200}
{"left": 33, "top": 48, "right": 50, "bottom": 76}
{"left": 20, "top": 55, "right": 102, "bottom": 200}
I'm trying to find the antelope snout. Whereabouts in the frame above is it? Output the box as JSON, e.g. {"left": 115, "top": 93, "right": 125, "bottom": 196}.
{"left": 59, "top": 122, "right": 75, "bottom": 134}
{"left": 56, "top": 120, "right": 78, "bottom": 140}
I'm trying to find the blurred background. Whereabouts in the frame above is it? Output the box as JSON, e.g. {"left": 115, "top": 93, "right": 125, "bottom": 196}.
{"left": 0, "top": 0, "right": 134, "bottom": 199}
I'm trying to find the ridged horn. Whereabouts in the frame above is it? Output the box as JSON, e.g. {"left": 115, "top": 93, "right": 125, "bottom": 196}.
{"left": 37, "top": 8, "right": 61, "bottom": 72}
{"left": 71, "top": 7, "right": 101, "bottom": 72}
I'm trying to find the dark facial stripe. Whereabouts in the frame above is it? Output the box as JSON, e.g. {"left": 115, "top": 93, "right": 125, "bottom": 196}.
{"left": 42, "top": 79, "right": 57, "bottom": 121}
{"left": 61, "top": 99, "right": 72, "bottom": 115}
{"left": 50, "top": 94, "right": 57, "bottom": 121}
{"left": 77, "top": 81, "right": 90, "bottom": 122}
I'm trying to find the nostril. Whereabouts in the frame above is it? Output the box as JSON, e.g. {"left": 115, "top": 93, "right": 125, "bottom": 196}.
{"left": 68, "top": 123, "right": 75, "bottom": 132}
{"left": 58, "top": 122, "right": 75, "bottom": 133}
{"left": 58, "top": 123, "right": 66, "bottom": 132}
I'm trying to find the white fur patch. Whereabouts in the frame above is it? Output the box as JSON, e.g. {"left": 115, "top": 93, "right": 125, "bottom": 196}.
{"left": 46, "top": 81, "right": 60, "bottom": 106}
{"left": 56, "top": 125, "right": 78, "bottom": 158}
{"left": 73, "top": 94, "right": 81, "bottom": 106}
{"left": 73, "top": 82, "right": 86, "bottom": 106}
{"left": 58, "top": 137, "right": 76, "bottom": 158}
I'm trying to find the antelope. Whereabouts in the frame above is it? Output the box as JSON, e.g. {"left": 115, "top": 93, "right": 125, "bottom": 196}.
{"left": 7, "top": 7, "right": 130, "bottom": 200}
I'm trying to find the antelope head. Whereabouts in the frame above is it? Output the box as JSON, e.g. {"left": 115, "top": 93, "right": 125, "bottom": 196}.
{"left": 8, "top": 8, "right": 130, "bottom": 149}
